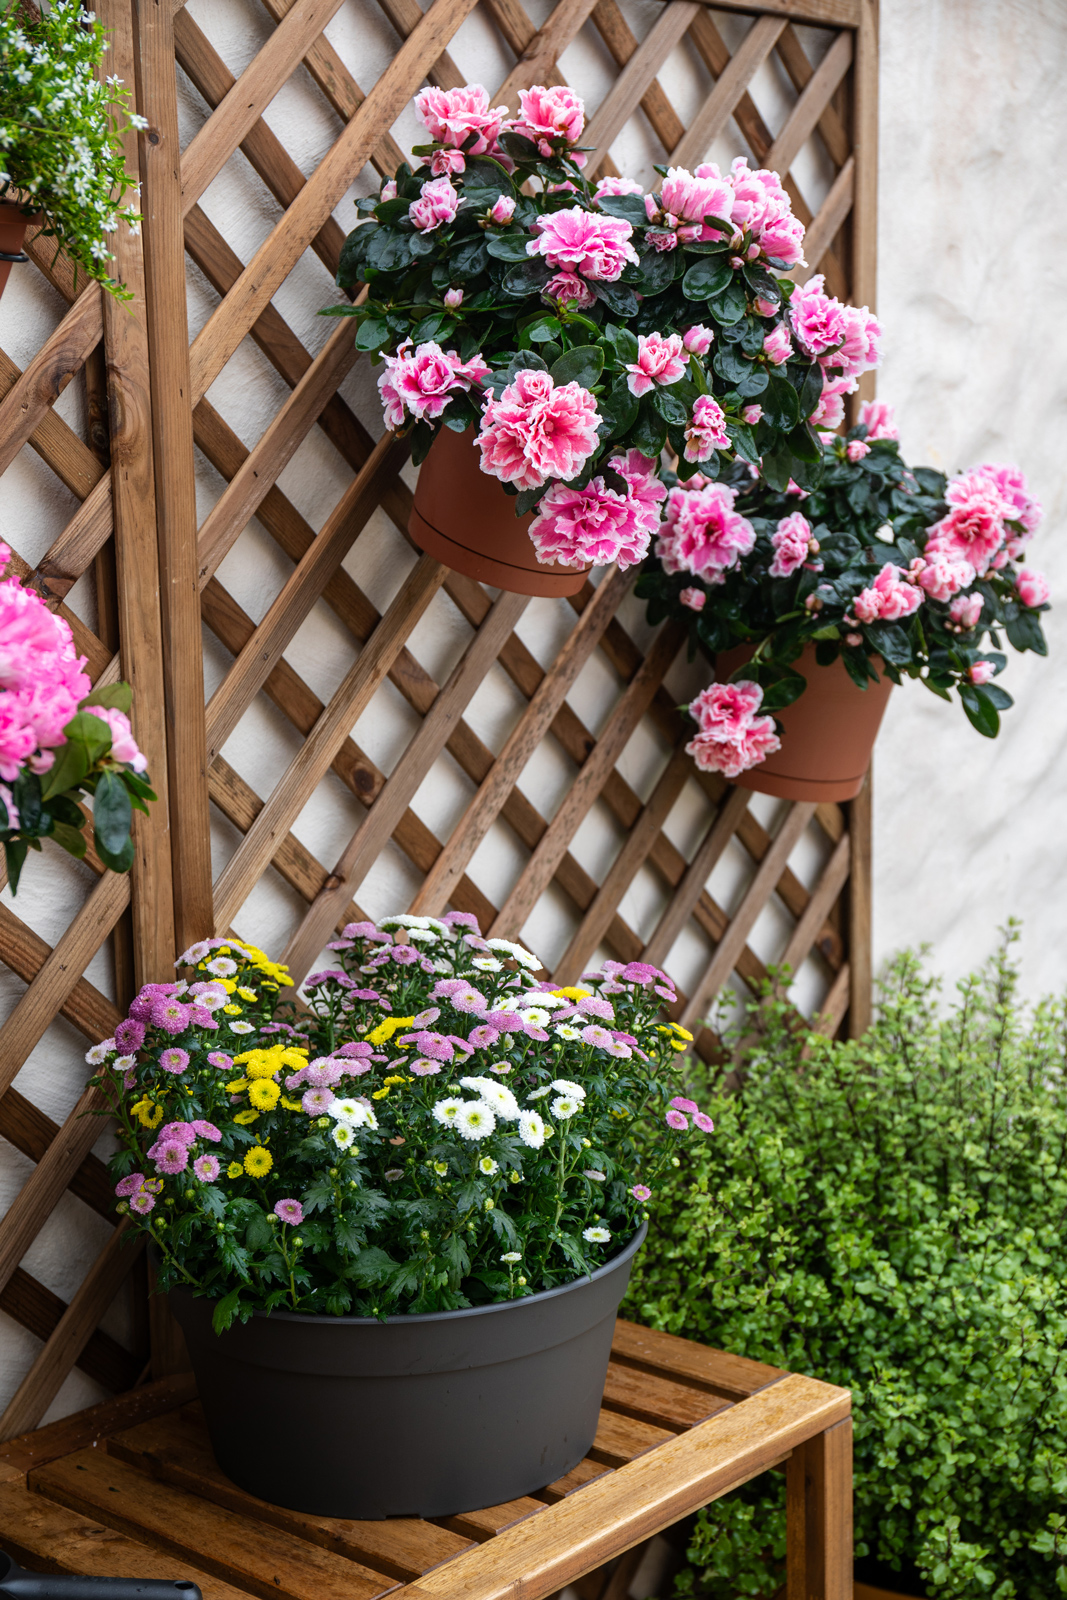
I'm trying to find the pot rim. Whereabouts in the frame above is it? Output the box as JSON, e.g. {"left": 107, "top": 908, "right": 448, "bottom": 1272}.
{"left": 167, "top": 1220, "right": 646, "bottom": 1329}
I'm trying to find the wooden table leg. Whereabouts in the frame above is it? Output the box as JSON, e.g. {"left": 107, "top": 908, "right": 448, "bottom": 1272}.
{"left": 786, "top": 1417, "right": 853, "bottom": 1599}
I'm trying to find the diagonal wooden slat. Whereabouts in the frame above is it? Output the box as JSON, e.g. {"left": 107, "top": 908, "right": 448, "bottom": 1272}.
{"left": 765, "top": 28, "right": 852, "bottom": 178}
{"left": 670, "top": 14, "right": 786, "bottom": 169}
{"left": 495, "top": 0, "right": 603, "bottom": 105}
{"left": 0, "top": 291, "right": 103, "bottom": 479}
{"left": 639, "top": 786, "right": 751, "bottom": 971}
{"left": 802, "top": 155, "right": 855, "bottom": 275}
{"left": 776, "top": 23, "right": 850, "bottom": 166}
{"left": 0, "top": 346, "right": 107, "bottom": 504}
{"left": 583, "top": 2, "right": 700, "bottom": 174}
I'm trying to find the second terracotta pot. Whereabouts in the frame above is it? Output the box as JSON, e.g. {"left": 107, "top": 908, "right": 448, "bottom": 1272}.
{"left": 716, "top": 642, "right": 893, "bottom": 803}
{"left": 409, "top": 426, "right": 592, "bottom": 598}
{"left": 0, "top": 202, "right": 32, "bottom": 303}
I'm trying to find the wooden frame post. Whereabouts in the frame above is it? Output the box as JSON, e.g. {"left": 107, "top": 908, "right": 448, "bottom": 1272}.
{"left": 787, "top": 1416, "right": 854, "bottom": 1599}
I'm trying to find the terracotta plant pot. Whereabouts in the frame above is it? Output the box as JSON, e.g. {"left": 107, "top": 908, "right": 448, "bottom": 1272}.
{"left": 0, "top": 202, "right": 32, "bottom": 303}
{"left": 716, "top": 642, "right": 893, "bottom": 803}
{"left": 409, "top": 426, "right": 592, "bottom": 598}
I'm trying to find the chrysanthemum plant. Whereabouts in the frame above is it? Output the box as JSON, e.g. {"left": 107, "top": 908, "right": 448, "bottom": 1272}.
{"left": 0, "top": 0, "right": 145, "bottom": 300}
{"left": 0, "top": 545, "right": 154, "bottom": 889}
{"left": 325, "top": 84, "right": 879, "bottom": 571}
{"left": 636, "top": 403, "right": 1050, "bottom": 777}
{"left": 93, "top": 916, "right": 712, "bottom": 1329}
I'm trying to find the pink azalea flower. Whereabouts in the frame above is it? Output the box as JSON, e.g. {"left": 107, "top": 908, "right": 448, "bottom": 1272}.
{"left": 683, "top": 395, "right": 729, "bottom": 463}
{"left": 594, "top": 176, "right": 644, "bottom": 202}
{"left": 728, "top": 158, "right": 805, "bottom": 266}
{"left": 949, "top": 593, "right": 983, "bottom": 629}
{"left": 645, "top": 229, "right": 677, "bottom": 253}
{"left": 274, "top": 1198, "right": 304, "bottom": 1225}
{"left": 847, "top": 439, "right": 870, "bottom": 462}
{"left": 444, "top": 287, "right": 464, "bottom": 309}
{"left": 430, "top": 148, "right": 466, "bottom": 177}
{"left": 809, "top": 375, "right": 852, "bottom": 431}
{"left": 380, "top": 180, "right": 397, "bottom": 201}
{"left": 685, "top": 679, "right": 781, "bottom": 779}
{"left": 193, "top": 1154, "right": 220, "bottom": 1182}
{"left": 408, "top": 176, "right": 460, "bottom": 233}
{"left": 789, "top": 274, "right": 848, "bottom": 358}
{"left": 968, "top": 661, "right": 995, "bottom": 685}
{"left": 1016, "top": 568, "right": 1050, "bottom": 607}
{"left": 973, "top": 462, "right": 1041, "bottom": 537}
{"left": 378, "top": 340, "right": 489, "bottom": 430}
{"left": 762, "top": 325, "right": 793, "bottom": 365}
{"left": 925, "top": 469, "right": 1011, "bottom": 576}
{"left": 682, "top": 324, "right": 714, "bottom": 356}
{"left": 918, "top": 553, "right": 975, "bottom": 602}
{"left": 512, "top": 84, "right": 585, "bottom": 153}
{"left": 488, "top": 195, "right": 516, "bottom": 225}
{"left": 665, "top": 1108, "right": 689, "bottom": 1131}
{"left": 853, "top": 564, "right": 923, "bottom": 624}
{"left": 661, "top": 165, "right": 734, "bottom": 233}
{"left": 770, "top": 512, "right": 813, "bottom": 578}
{"left": 679, "top": 587, "right": 706, "bottom": 612}
{"left": 527, "top": 207, "right": 638, "bottom": 282}
{"left": 656, "top": 482, "right": 755, "bottom": 584}
{"left": 528, "top": 455, "right": 662, "bottom": 572}
{"left": 742, "top": 404, "right": 763, "bottom": 425}
{"left": 85, "top": 707, "right": 147, "bottom": 772}
{"left": 477, "top": 368, "right": 600, "bottom": 491}
{"left": 859, "top": 399, "right": 898, "bottom": 441}
{"left": 414, "top": 85, "right": 509, "bottom": 155}
{"left": 543, "top": 271, "right": 596, "bottom": 309}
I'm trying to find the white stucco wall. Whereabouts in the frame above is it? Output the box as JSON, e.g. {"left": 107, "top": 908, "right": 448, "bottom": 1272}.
{"left": 0, "top": 0, "right": 1063, "bottom": 1420}
{"left": 874, "top": 0, "right": 1067, "bottom": 999}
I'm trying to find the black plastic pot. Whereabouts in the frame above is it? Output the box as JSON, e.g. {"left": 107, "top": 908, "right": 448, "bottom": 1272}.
{"left": 0, "top": 1551, "right": 200, "bottom": 1600}
{"left": 168, "top": 1223, "right": 646, "bottom": 1518}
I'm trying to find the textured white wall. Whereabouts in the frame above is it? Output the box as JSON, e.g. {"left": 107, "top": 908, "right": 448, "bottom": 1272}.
{"left": 873, "top": 0, "right": 1067, "bottom": 998}
{"left": 0, "top": 0, "right": 1062, "bottom": 1419}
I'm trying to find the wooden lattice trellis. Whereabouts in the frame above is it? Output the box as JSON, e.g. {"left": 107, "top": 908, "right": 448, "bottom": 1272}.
{"left": 0, "top": 0, "right": 877, "bottom": 1433}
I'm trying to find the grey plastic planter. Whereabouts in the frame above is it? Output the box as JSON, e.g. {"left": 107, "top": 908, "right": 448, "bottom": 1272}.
{"left": 168, "top": 1223, "right": 646, "bottom": 1519}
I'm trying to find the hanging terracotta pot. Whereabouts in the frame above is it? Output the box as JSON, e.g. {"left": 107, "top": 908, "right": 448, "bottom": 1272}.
{"left": 715, "top": 642, "right": 893, "bottom": 802}
{"left": 409, "top": 426, "right": 592, "bottom": 598}
{"left": 0, "top": 202, "right": 33, "bottom": 303}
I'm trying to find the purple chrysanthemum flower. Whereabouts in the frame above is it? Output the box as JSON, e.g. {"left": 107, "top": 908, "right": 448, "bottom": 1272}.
{"left": 303, "top": 1087, "right": 335, "bottom": 1114}
{"left": 338, "top": 1041, "right": 374, "bottom": 1058}
{"left": 159, "top": 1048, "right": 190, "bottom": 1074}
{"left": 191, "top": 1120, "right": 222, "bottom": 1142}
{"left": 274, "top": 1198, "right": 304, "bottom": 1225}
{"left": 152, "top": 1140, "right": 190, "bottom": 1175}
{"left": 115, "top": 1172, "right": 146, "bottom": 1198}
{"left": 129, "top": 1190, "right": 156, "bottom": 1214}
{"left": 193, "top": 1154, "right": 220, "bottom": 1182}
{"left": 208, "top": 1051, "right": 234, "bottom": 1071}
{"left": 408, "top": 1058, "right": 442, "bottom": 1076}
{"left": 577, "top": 995, "right": 615, "bottom": 1021}
{"left": 115, "top": 1018, "right": 146, "bottom": 1052}
{"left": 665, "top": 1109, "right": 688, "bottom": 1131}
{"left": 468, "top": 1024, "right": 500, "bottom": 1050}
{"left": 631, "top": 1183, "right": 652, "bottom": 1202}
{"left": 150, "top": 998, "right": 194, "bottom": 1035}
{"left": 582, "top": 1024, "right": 614, "bottom": 1049}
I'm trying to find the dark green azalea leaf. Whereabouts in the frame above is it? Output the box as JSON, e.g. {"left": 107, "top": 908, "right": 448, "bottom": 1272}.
{"left": 486, "top": 233, "right": 533, "bottom": 262}
{"left": 597, "top": 194, "right": 650, "bottom": 227}
{"left": 683, "top": 256, "right": 733, "bottom": 301}
{"left": 84, "top": 681, "right": 132, "bottom": 715}
{"left": 959, "top": 681, "right": 1000, "bottom": 738}
{"left": 549, "top": 344, "right": 604, "bottom": 388}
{"left": 593, "top": 280, "right": 640, "bottom": 318}
{"left": 354, "top": 317, "right": 391, "bottom": 352}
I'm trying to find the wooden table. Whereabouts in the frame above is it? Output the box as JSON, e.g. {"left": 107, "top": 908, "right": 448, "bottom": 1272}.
{"left": 0, "top": 1320, "right": 852, "bottom": 1600}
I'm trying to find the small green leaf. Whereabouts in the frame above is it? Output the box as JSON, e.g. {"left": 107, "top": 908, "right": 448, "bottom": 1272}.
{"left": 93, "top": 769, "right": 133, "bottom": 855}
{"left": 549, "top": 344, "right": 604, "bottom": 389}
{"left": 959, "top": 682, "right": 1000, "bottom": 737}
{"left": 683, "top": 257, "right": 733, "bottom": 300}
{"left": 84, "top": 681, "right": 132, "bottom": 715}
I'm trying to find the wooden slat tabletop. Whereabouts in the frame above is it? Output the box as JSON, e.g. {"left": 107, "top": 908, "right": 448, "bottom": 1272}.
{"left": 0, "top": 1320, "right": 850, "bottom": 1600}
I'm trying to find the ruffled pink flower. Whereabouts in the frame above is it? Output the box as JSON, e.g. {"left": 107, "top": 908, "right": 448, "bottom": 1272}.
{"left": 949, "top": 593, "right": 983, "bottom": 629}
{"left": 527, "top": 207, "right": 638, "bottom": 282}
{"left": 594, "top": 176, "right": 644, "bottom": 201}
{"left": 847, "top": 439, "right": 870, "bottom": 463}
{"left": 682, "top": 324, "right": 714, "bottom": 356}
{"left": 512, "top": 84, "right": 585, "bottom": 153}
{"left": 973, "top": 462, "right": 1041, "bottom": 537}
{"left": 968, "top": 660, "right": 995, "bottom": 685}
{"left": 656, "top": 483, "right": 755, "bottom": 584}
{"left": 859, "top": 399, "right": 898, "bottom": 441}
{"left": 378, "top": 340, "right": 489, "bottom": 429}
{"left": 762, "top": 325, "right": 793, "bottom": 366}
{"left": 645, "top": 229, "right": 677, "bottom": 252}
{"left": 679, "top": 587, "right": 705, "bottom": 612}
{"left": 624, "top": 332, "right": 687, "bottom": 399}
{"left": 130, "top": 1191, "right": 156, "bottom": 1214}
{"left": 115, "top": 1018, "right": 145, "bottom": 1052}
{"left": 477, "top": 368, "right": 600, "bottom": 491}
{"left": 489, "top": 195, "right": 516, "bottom": 224}
{"left": 918, "top": 553, "right": 975, "bottom": 602}
{"left": 853, "top": 563, "right": 923, "bottom": 624}
{"left": 529, "top": 466, "right": 657, "bottom": 571}
{"left": 770, "top": 512, "right": 813, "bottom": 578}
{"left": 789, "top": 274, "right": 846, "bottom": 358}
{"left": 414, "top": 85, "right": 509, "bottom": 155}
{"left": 685, "top": 679, "right": 781, "bottom": 779}
{"left": 0, "top": 573, "right": 91, "bottom": 782}
{"left": 683, "top": 395, "right": 729, "bottom": 464}
{"left": 1016, "top": 568, "right": 1050, "bottom": 608}
{"left": 444, "top": 287, "right": 464, "bottom": 309}
{"left": 742, "top": 405, "right": 763, "bottom": 425}
{"left": 809, "top": 375, "right": 851, "bottom": 430}
{"left": 543, "top": 271, "right": 596, "bottom": 309}
{"left": 728, "top": 158, "right": 805, "bottom": 266}
{"left": 660, "top": 165, "right": 734, "bottom": 233}
{"left": 380, "top": 180, "right": 397, "bottom": 201}
{"left": 925, "top": 469, "right": 1010, "bottom": 577}
{"left": 408, "top": 176, "right": 459, "bottom": 233}
{"left": 430, "top": 148, "right": 466, "bottom": 177}
{"left": 83, "top": 706, "right": 147, "bottom": 772}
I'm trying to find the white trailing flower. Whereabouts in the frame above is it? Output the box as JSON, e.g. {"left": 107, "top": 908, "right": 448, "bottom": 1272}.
{"left": 486, "top": 938, "right": 541, "bottom": 971}
{"left": 583, "top": 1225, "right": 611, "bottom": 1243}
{"left": 518, "top": 1109, "right": 546, "bottom": 1148}
{"left": 460, "top": 1076, "right": 520, "bottom": 1120}
{"left": 455, "top": 1101, "right": 497, "bottom": 1141}
{"left": 551, "top": 1078, "right": 586, "bottom": 1099}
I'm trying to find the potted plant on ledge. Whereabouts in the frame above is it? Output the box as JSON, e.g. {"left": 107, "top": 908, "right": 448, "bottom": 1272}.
{"left": 637, "top": 402, "right": 1049, "bottom": 800}
{"left": 91, "top": 916, "right": 712, "bottom": 1518}
{"left": 326, "top": 84, "right": 878, "bottom": 597}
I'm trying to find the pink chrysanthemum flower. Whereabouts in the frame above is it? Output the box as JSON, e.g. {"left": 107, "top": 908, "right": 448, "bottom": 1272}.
{"left": 665, "top": 1108, "right": 689, "bottom": 1131}
{"left": 129, "top": 1191, "right": 156, "bottom": 1214}
{"left": 150, "top": 1140, "right": 189, "bottom": 1176}
{"left": 159, "top": 1047, "right": 190, "bottom": 1075}
{"left": 115, "top": 1172, "right": 146, "bottom": 1198}
{"left": 274, "top": 1198, "right": 304, "bottom": 1226}
{"left": 193, "top": 1154, "right": 220, "bottom": 1182}
{"left": 631, "top": 1183, "right": 652, "bottom": 1202}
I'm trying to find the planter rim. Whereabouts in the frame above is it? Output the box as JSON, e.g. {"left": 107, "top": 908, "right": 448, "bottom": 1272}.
{"left": 167, "top": 1220, "right": 647, "bottom": 1329}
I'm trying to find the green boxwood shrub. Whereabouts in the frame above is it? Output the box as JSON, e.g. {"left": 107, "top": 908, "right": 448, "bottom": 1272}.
{"left": 625, "top": 935, "right": 1067, "bottom": 1600}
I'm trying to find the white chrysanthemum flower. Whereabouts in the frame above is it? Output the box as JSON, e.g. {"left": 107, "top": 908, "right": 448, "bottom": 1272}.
{"left": 488, "top": 1060, "right": 512, "bottom": 1075}
{"left": 551, "top": 1078, "right": 586, "bottom": 1099}
{"left": 519, "top": 1006, "right": 551, "bottom": 1026}
{"left": 178, "top": 940, "right": 212, "bottom": 965}
{"left": 527, "top": 1085, "right": 551, "bottom": 1099}
{"left": 330, "top": 1099, "right": 376, "bottom": 1128}
{"left": 501, "top": 1251, "right": 522, "bottom": 1263}
{"left": 380, "top": 914, "right": 447, "bottom": 933}
{"left": 460, "top": 1077, "right": 520, "bottom": 1120}
{"left": 433, "top": 1160, "right": 448, "bottom": 1175}
{"left": 406, "top": 927, "right": 438, "bottom": 943}
{"left": 528, "top": 991, "right": 569, "bottom": 1010}
{"left": 553, "top": 1024, "right": 582, "bottom": 1041}
{"left": 455, "top": 1101, "right": 496, "bottom": 1141}
{"left": 206, "top": 957, "right": 238, "bottom": 976}
{"left": 551, "top": 1096, "right": 580, "bottom": 1120}
{"left": 583, "top": 1225, "right": 611, "bottom": 1243}
{"left": 331, "top": 1123, "right": 355, "bottom": 1149}
{"left": 229, "top": 1021, "right": 254, "bottom": 1034}
{"left": 85, "top": 1041, "right": 114, "bottom": 1065}
{"left": 486, "top": 938, "right": 541, "bottom": 971}
{"left": 471, "top": 956, "right": 502, "bottom": 972}
{"left": 479, "top": 1156, "right": 499, "bottom": 1175}
{"left": 432, "top": 1097, "right": 464, "bottom": 1125}
{"left": 584, "top": 1169, "right": 607, "bottom": 1182}
{"left": 518, "top": 1110, "right": 546, "bottom": 1148}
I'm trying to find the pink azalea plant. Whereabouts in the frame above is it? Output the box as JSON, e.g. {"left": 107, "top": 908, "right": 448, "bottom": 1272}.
{"left": 328, "top": 85, "right": 881, "bottom": 572}
{"left": 0, "top": 543, "right": 155, "bottom": 887}
{"left": 638, "top": 403, "right": 1050, "bottom": 775}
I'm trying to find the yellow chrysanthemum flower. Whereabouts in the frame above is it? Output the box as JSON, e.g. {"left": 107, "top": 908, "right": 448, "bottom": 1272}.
{"left": 248, "top": 1079, "right": 281, "bottom": 1111}
{"left": 280, "top": 1047, "right": 307, "bottom": 1068}
{"left": 223, "top": 1003, "right": 243, "bottom": 1016}
{"left": 281, "top": 1096, "right": 304, "bottom": 1112}
{"left": 131, "top": 1098, "right": 164, "bottom": 1129}
{"left": 367, "top": 1015, "right": 415, "bottom": 1047}
{"left": 236, "top": 986, "right": 258, "bottom": 1002}
{"left": 383, "top": 1074, "right": 409, "bottom": 1087}
{"left": 244, "top": 1146, "right": 273, "bottom": 1178}
{"left": 226, "top": 1161, "right": 243, "bottom": 1179}
{"left": 551, "top": 986, "right": 592, "bottom": 1001}
{"left": 669, "top": 1022, "right": 694, "bottom": 1041}
{"left": 371, "top": 1087, "right": 391, "bottom": 1100}
{"left": 220, "top": 979, "right": 237, "bottom": 994}
{"left": 233, "top": 1108, "right": 260, "bottom": 1125}
{"left": 225, "top": 1078, "right": 250, "bottom": 1093}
